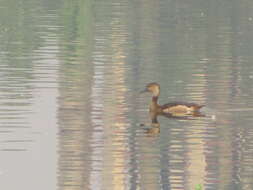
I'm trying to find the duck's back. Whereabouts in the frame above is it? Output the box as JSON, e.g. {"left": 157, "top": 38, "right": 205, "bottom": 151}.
{"left": 161, "top": 102, "right": 204, "bottom": 114}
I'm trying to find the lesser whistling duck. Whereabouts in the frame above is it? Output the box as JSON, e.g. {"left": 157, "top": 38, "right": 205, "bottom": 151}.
{"left": 141, "top": 82, "right": 204, "bottom": 116}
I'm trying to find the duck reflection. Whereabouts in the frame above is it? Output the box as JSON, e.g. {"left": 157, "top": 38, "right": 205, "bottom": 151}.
{"left": 143, "top": 110, "right": 205, "bottom": 135}
{"left": 144, "top": 111, "right": 161, "bottom": 135}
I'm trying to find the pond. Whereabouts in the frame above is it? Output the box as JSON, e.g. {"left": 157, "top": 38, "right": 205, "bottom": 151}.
{"left": 0, "top": 0, "right": 253, "bottom": 189}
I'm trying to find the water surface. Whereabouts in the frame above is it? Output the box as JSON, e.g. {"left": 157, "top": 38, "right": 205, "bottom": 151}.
{"left": 0, "top": 0, "right": 253, "bottom": 190}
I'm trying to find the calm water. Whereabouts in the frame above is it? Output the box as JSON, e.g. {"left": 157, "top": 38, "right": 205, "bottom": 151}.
{"left": 1, "top": 0, "right": 253, "bottom": 190}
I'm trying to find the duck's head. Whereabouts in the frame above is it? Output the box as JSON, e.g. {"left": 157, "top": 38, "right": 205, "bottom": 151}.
{"left": 141, "top": 82, "right": 160, "bottom": 97}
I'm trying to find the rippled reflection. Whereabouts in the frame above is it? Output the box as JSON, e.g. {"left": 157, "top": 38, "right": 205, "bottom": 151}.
{"left": 89, "top": 2, "right": 130, "bottom": 189}
{"left": 0, "top": 1, "right": 60, "bottom": 189}
{"left": 1, "top": 0, "right": 253, "bottom": 190}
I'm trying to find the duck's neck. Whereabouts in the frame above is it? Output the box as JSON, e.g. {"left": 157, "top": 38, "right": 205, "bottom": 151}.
{"left": 150, "top": 96, "right": 160, "bottom": 112}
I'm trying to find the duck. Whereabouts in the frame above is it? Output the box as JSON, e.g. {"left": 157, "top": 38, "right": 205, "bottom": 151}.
{"left": 141, "top": 82, "right": 205, "bottom": 116}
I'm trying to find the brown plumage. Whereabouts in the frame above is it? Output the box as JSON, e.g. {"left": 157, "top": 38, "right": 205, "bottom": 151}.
{"left": 141, "top": 82, "right": 204, "bottom": 116}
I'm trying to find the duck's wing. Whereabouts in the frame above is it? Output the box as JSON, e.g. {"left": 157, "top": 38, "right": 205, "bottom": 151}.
{"left": 161, "top": 102, "right": 205, "bottom": 112}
